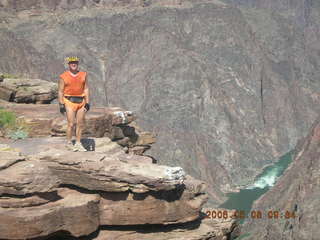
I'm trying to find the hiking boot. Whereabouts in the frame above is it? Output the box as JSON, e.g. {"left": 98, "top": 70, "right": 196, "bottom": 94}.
{"left": 72, "top": 141, "right": 87, "bottom": 152}
{"left": 65, "top": 140, "right": 74, "bottom": 150}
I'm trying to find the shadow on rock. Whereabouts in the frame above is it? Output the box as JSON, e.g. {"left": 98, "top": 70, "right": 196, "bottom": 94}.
{"left": 80, "top": 137, "right": 96, "bottom": 151}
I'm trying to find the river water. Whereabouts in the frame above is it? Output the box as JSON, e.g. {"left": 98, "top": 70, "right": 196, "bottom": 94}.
{"left": 218, "top": 151, "right": 293, "bottom": 238}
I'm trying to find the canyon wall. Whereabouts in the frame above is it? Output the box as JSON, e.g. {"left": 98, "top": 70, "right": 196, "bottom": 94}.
{"left": 242, "top": 114, "right": 320, "bottom": 240}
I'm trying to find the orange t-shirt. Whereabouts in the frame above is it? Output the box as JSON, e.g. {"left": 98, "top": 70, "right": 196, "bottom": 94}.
{"left": 60, "top": 71, "right": 86, "bottom": 96}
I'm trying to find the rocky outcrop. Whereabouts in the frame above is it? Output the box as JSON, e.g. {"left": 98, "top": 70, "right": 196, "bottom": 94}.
{"left": 0, "top": 149, "right": 25, "bottom": 169}
{"left": 90, "top": 216, "right": 239, "bottom": 240}
{"left": 0, "top": 101, "right": 155, "bottom": 154}
{"left": 242, "top": 116, "right": 320, "bottom": 240}
{"left": 98, "top": 175, "right": 207, "bottom": 225}
{"left": 0, "top": 136, "right": 237, "bottom": 240}
{"left": 0, "top": 137, "right": 175, "bottom": 196}
{"left": 1, "top": 0, "right": 320, "bottom": 205}
{"left": 0, "top": 77, "right": 57, "bottom": 103}
{"left": 0, "top": 95, "right": 207, "bottom": 239}
{"left": 1, "top": 188, "right": 101, "bottom": 239}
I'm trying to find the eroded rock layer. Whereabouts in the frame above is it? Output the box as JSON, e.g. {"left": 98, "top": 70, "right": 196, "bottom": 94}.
{"left": 0, "top": 136, "right": 230, "bottom": 240}
{"left": 0, "top": 77, "right": 57, "bottom": 103}
{"left": 1, "top": 0, "right": 320, "bottom": 205}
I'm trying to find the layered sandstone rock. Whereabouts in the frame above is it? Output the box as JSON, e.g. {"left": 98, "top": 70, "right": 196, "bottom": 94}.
{"left": 0, "top": 188, "right": 101, "bottom": 240}
{"left": 91, "top": 216, "right": 239, "bottom": 240}
{"left": 0, "top": 137, "right": 225, "bottom": 240}
{"left": 0, "top": 139, "right": 186, "bottom": 196}
{"left": 98, "top": 175, "right": 207, "bottom": 225}
{"left": 0, "top": 149, "right": 24, "bottom": 169}
{"left": 0, "top": 77, "right": 58, "bottom": 103}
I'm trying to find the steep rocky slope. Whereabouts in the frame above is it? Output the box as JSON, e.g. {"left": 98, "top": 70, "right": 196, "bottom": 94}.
{"left": 1, "top": 0, "right": 320, "bottom": 204}
{"left": 242, "top": 115, "right": 320, "bottom": 240}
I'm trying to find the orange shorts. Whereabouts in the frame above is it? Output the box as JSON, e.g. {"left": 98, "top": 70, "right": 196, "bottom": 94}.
{"left": 64, "top": 97, "right": 85, "bottom": 112}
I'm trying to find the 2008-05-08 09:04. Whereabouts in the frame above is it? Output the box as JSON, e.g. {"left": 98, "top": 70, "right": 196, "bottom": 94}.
{"left": 205, "top": 209, "right": 296, "bottom": 219}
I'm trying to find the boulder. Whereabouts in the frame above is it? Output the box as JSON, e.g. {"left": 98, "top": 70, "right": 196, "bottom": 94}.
{"left": 0, "top": 188, "right": 100, "bottom": 240}
{"left": 99, "top": 175, "right": 207, "bottom": 225}
{"left": 0, "top": 77, "right": 58, "bottom": 103}
{"left": 133, "top": 131, "right": 157, "bottom": 145}
{"left": 0, "top": 146, "right": 25, "bottom": 170}
{"left": 0, "top": 86, "right": 13, "bottom": 101}
{"left": 128, "top": 145, "right": 150, "bottom": 155}
{"left": 51, "top": 107, "right": 136, "bottom": 138}
{"left": 40, "top": 148, "right": 186, "bottom": 194}
{"left": 0, "top": 158, "right": 60, "bottom": 195}
{"left": 0, "top": 144, "right": 185, "bottom": 195}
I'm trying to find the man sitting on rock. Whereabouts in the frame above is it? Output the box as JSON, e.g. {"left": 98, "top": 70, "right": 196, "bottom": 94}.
{"left": 58, "top": 56, "right": 90, "bottom": 152}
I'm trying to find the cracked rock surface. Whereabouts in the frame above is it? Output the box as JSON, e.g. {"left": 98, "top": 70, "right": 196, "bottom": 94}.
{"left": 0, "top": 137, "right": 221, "bottom": 239}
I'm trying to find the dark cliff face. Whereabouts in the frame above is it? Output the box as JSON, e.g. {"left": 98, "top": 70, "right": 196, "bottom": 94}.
{"left": 0, "top": 0, "right": 144, "bottom": 11}
{"left": 242, "top": 115, "right": 320, "bottom": 240}
{"left": 1, "top": 0, "right": 320, "bottom": 204}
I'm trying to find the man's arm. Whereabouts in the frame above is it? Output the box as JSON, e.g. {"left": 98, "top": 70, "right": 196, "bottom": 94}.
{"left": 58, "top": 78, "right": 65, "bottom": 104}
{"left": 58, "top": 78, "right": 66, "bottom": 115}
{"left": 84, "top": 74, "right": 89, "bottom": 104}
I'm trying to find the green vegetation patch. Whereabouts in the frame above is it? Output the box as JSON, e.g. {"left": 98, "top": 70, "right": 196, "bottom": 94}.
{"left": 0, "top": 108, "right": 16, "bottom": 128}
{"left": 2, "top": 73, "right": 19, "bottom": 79}
{"left": 235, "top": 232, "right": 251, "bottom": 239}
{"left": 0, "top": 108, "right": 29, "bottom": 140}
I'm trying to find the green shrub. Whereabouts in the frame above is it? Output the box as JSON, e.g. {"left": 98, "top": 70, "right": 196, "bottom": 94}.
{"left": 0, "top": 109, "right": 16, "bottom": 128}
{"left": 0, "top": 109, "right": 29, "bottom": 139}
{"left": 7, "top": 128, "right": 28, "bottom": 140}
{"left": 2, "top": 73, "right": 19, "bottom": 79}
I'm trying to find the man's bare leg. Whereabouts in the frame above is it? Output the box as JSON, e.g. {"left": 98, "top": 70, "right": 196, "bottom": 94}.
{"left": 70, "top": 106, "right": 87, "bottom": 152}
{"left": 75, "top": 106, "right": 86, "bottom": 143}
{"left": 66, "top": 106, "right": 76, "bottom": 142}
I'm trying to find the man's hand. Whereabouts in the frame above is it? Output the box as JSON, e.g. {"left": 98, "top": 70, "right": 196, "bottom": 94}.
{"left": 59, "top": 103, "right": 66, "bottom": 115}
{"left": 84, "top": 103, "right": 90, "bottom": 112}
